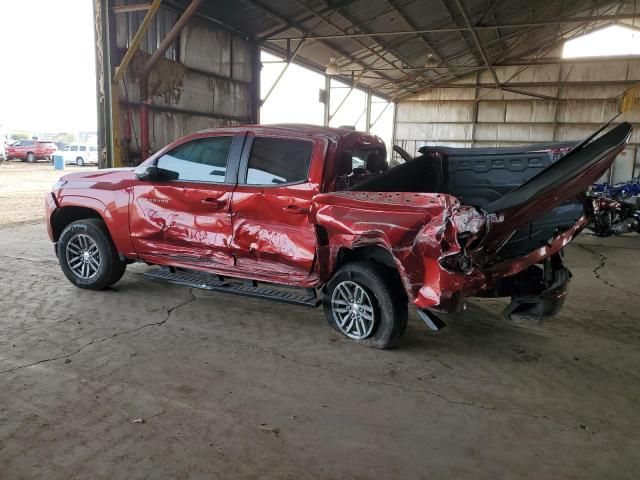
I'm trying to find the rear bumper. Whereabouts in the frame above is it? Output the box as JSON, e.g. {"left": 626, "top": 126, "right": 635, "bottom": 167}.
{"left": 413, "top": 216, "right": 587, "bottom": 314}
{"left": 503, "top": 278, "right": 568, "bottom": 319}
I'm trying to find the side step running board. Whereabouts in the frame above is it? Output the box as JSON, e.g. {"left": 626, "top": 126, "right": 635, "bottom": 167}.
{"left": 144, "top": 267, "right": 321, "bottom": 308}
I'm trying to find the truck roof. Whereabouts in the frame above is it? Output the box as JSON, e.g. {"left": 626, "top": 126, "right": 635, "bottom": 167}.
{"left": 197, "top": 123, "right": 384, "bottom": 144}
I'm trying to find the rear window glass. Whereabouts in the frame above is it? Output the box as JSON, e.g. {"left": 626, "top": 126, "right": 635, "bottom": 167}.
{"left": 246, "top": 137, "right": 313, "bottom": 185}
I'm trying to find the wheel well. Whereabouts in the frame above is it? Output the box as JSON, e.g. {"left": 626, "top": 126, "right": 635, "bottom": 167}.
{"left": 336, "top": 245, "right": 397, "bottom": 271}
{"left": 50, "top": 206, "right": 103, "bottom": 241}
{"left": 333, "top": 246, "right": 407, "bottom": 300}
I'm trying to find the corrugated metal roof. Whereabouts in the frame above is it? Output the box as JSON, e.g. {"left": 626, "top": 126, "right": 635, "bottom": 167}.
{"left": 161, "top": 0, "right": 638, "bottom": 99}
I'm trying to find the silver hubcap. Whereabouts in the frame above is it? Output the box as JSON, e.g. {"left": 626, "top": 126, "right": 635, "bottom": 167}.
{"left": 331, "top": 280, "right": 375, "bottom": 339}
{"left": 66, "top": 233, "right": 100, "bottom": 279}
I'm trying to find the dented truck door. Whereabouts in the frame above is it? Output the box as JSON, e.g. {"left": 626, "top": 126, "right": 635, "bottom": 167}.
{"left": 129, "top": 133, "right": 244, "bottom": 267}
{"left": 229, "top": 134, "right": 323, "bottom": 284}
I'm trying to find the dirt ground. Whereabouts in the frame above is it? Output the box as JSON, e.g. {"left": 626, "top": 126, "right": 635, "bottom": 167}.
{"left": 0, "top": 162, "right": 639, "bottom": 479}
{"left": 0, "top": 161, "right": 97, "bottom": 225}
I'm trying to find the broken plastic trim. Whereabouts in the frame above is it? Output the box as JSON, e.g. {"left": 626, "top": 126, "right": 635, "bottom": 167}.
{"left": 502, "top": 255, "right": 571, "bottom": 319}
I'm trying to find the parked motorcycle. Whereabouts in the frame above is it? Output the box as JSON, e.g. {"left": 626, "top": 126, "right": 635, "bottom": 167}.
{"left": 586, "top": 177, "right": 640, "bottom": 236}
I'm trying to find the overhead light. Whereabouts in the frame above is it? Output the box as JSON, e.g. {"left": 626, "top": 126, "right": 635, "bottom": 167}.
{"left": 326, "top": 58, "right": 340, "bottom": 75}
{"left": 424, "top": 53, "right": 438, "bottom": 68}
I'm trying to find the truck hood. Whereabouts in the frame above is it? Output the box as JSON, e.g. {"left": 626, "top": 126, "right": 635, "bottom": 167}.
{"left": 60, "top": 167, "right": 135, "bottom": 183}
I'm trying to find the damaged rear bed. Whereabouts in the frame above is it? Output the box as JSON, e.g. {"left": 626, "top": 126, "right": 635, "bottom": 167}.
{"left": 316, "top": 122, "right": 632, "bottom": 317}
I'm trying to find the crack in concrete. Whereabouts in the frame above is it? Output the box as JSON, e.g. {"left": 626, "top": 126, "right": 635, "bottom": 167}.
{"left": 579, "top": 244, "right": 640, "bottom": 298}
{"left": 0, "top": 289, "right": 196, "bottom": 374}
{"left": 212, "top": 336, "right": 565, "bottom": 426}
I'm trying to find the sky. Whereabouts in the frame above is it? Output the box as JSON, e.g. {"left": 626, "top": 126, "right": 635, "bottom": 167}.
{"left": 0, "top": 0, "right": 97, "bottom": 133}
{"left": 563, "top": 25, "right": 640, "bottom": 58}
{"left": 259, "top": 51, "right": 395, "bottom": 148}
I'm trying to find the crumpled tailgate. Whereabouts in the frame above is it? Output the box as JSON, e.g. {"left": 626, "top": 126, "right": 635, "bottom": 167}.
{"left": 473, "top": 122, "right": 632, "bottom": 261}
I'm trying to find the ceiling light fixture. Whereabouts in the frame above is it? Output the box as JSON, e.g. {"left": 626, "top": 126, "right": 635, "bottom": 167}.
{"left": 326, "top": 57, "right": 340, "bottom": 75}
{"left": 424, "top": 53, "right": 438, "bottom": 68}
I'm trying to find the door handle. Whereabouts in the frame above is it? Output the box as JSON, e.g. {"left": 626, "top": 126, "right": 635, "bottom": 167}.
{"left": 282, "top": 204, "right": 310, "bottom": 215}
{"left": 200, "top": 198, "right": 226, "bottom": 209}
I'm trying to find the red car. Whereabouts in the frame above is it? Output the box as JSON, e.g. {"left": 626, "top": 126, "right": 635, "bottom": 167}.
{"left": 45, "top": 123, "right": 631, "bottom": 348}
{"left": 7, "top": 139, "right": 57, "bottom": 162}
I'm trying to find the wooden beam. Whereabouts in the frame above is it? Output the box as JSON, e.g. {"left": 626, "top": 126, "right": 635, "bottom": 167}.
{"left": 112, "top": 3, "right": 153, "bottom": 14}
{"left": 113, "top": 0, "right": 161, "bottom": 83}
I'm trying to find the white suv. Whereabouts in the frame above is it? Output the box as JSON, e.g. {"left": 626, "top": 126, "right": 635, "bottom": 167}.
{"left": 58, "top": 143, "right": 98, "bottom": 166}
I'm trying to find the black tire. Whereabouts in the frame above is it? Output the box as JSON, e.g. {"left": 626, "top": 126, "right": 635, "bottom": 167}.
{"left": 26, "top": 152, "right": 36, "bottom": 163}
{"left": 323, "top": 261, "right": 408, "bottom": 349}
{"left": 57, "top": 218, "right": 126, "bottom": 290}
{"left": 76, "top": 156, "right": 85, "bottom": 166}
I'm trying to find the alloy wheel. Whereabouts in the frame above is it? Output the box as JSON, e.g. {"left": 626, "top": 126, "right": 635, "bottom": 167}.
{"left": 65, "top": 233, "right": 101, "bottom": 279}
{"left": 331, "top": 280, "right": 375, "bottom": 339}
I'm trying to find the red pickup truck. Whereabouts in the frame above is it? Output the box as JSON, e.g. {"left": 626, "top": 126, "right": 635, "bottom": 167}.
{"left": 7, "top": 139, "right": 57, "bottom": 162}
{"left": 45, "top": 123, "right": 631, "bottom": 348}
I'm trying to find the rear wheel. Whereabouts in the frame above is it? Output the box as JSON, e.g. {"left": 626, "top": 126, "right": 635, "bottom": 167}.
{"left": 57, "top": 218, "right": 126, "bottom": 289}
{"left": 76, "top": 156, "right": 85, "bottom": 166}
{"left": 323, "top": 261, "right": 407, "bottom": 349}
{"left": 26, "top": 152, "right": 36, "bottom": 163}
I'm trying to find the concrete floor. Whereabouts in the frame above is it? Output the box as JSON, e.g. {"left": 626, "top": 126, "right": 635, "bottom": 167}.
{"left": 0, "top": 161, "right": 96, "bottom": 226}
{"left": 1, "top": 221, "right": 639, "bottom": 479}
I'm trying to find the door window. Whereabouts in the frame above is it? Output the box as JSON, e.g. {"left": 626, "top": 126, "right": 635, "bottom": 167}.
{"left": 79, "top": 145, "right": 87, "bottom": 152}
{"left": 245, "top": 137, "right": 313, "bottom": 185}
{"left": 70, "top": 145, "right": 78, "bottom": 152}
{"left": 156, "top": 136, "right": 233, "bottom": 183}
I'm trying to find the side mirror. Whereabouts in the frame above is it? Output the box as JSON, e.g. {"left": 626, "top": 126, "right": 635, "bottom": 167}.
{"left": 134, "top": 164, "right": 179, "bottom": 181}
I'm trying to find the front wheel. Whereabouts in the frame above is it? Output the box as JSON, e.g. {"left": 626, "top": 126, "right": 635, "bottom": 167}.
{"left": 76, "top": 156, "right": 85, "bottom": 166}
{"left": 57, "top": 218, "right": 126, "bottom": 290}
{"left": 323, "top": 261, "right": 407, "bottom": 349}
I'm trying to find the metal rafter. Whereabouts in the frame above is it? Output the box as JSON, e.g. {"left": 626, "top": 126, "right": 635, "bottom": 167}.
{"left": 267, "top": 12, "right": 640, "bottom": 41}
{"left": 395, "top": 0, "right": 619, "bottom": 89}
{"left": 453, "top": 0, "right": 500, "bottom": 86}
{"left": 438, "top": 0, "right": 484, "bottom": 66}
{"left": 257, "top": 0, "right": 357, "bottom": 40}
{"left": 191, "top": 0, "right": 635, "bottom": 99}
{"left": 383, "top": 0, "right": 452, "bottom": 83}
{"left": 238, "top": 0, "right": 398, "bottom": 90}
{"left": 386, "top": 0, "right": 622, "bottom": 99}
{"left": 291, "top": 0, "right": 433, "bottom": 92}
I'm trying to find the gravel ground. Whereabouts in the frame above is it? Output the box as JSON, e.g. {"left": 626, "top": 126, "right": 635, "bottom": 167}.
{"left": 0, "top": 164, "right": 639, "bottom": 479}
{"left": 0, "top": 161, "right": 97, "bottom": 226}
